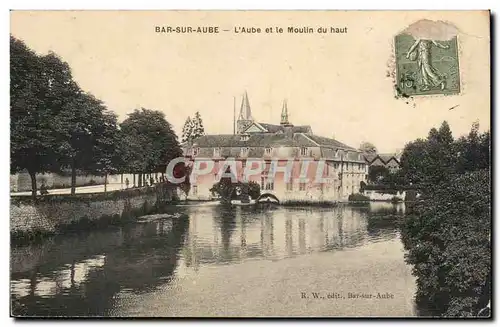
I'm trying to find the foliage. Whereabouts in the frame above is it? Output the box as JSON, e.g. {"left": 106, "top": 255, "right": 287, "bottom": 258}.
{"left": 209, "top": 167, "right": 260, "bottom": 204}
{"left": 401, "top": 170, "right": 491, "bottom": 317}
{"left": 348, "top": 193, "right": 370, "bottom": 202}
{"left": 10, "top": 36, "right": 124, "bottom": 197}
{"left": 247, "top": 181, "right": 261, "bottom": 200}
{"left": 181, "top": 112, "right": 205, "bottom": 144}
{"left": 10, "top": 36, "right": 80, "bottom": 198}
{"left": 181, "top": 116, "right": 194, "bottom": 144}
{"left": 359, "top": 141, "right": 377, "bottom": 154}
{"left": 399, "top": 121, "right": 456, "bottom": 188}
{"left": 120, "top": 108, "right": 182, "bottom": 174}
{"left": 191, "top": 111, "right": 205, "bottom": 140}
{"left": 399, "top": 121, "right": 491, "bottom": 317}
{"left": 368, "top": 165, "right": 389, "bottom": 183}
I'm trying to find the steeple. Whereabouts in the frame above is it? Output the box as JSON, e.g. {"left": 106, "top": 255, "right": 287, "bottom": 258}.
{"left": 280, "top": 99, "right": 290, "bottom": 126}
{"left": 238, "top": 91, "right": 253, "bottom": 120}
{"left": 236, "top": 91, "right": 254, "bottom": 134}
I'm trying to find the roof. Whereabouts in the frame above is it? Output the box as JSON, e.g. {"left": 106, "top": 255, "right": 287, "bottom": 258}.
{"left": 363, "top": 153, "right": 401, "bottom": 164}
{"left": 306, "top": 135, "right": 357, "bottom": 151}
{"left": 191, "top": 133, "right": 317, "bottom": 148}
{"left": 254, "top": 123, "right": 312, "bottom": 134}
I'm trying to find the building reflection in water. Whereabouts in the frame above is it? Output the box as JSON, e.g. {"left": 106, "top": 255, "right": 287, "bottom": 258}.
{"left": 11, "top": 216, "right": 189, "bottom": 317}
{"left": 11, "top": 203, "right": 404, "bottom": 317}
{"left": 180, "top": 203, "right": 402, "bottom": 269}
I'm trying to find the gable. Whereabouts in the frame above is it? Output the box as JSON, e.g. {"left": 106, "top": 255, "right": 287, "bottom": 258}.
{"left": 243, "top": 122, "right": 267, "bottom": 133}
{"left": 371, "top": 158, "right": 386, "bottom": 166}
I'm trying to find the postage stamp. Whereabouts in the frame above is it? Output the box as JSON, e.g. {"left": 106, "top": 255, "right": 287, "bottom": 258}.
{"left": 395, "top": 21, "right": 461, "bottom": 97}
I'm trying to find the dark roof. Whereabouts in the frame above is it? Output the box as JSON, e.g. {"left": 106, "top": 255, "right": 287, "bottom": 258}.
{"left": 191, "top": 133, "right": 317, "bottom": 148}
{"left": 363, "top": 153, "right": 400, "bottom": 164}
{"left": 363, "top": 153, "right": 378, "bottom": 162}
{"left": 306, "top": 135, "right": 357, "bottom": 151}
{"left": 253, "top": 123, "right": 312, "bottom": 134}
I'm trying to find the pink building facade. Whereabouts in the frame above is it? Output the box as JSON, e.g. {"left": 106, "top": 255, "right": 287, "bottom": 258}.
{"left": 182, "top": 93, "right": 368, "bottom": 202}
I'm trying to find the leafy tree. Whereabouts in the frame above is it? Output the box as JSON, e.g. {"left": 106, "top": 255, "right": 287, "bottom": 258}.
{"left": 181, "top": 116, "right": 194, "bottom": 144}
{"left": 10, "top": 36, "right": 77, "bottom": 198}
{"left": 399, "top": 121, "right": 456, "bottom": 188}
{"left": 88, "top": 111, "right": 123, "bottom": 192}
{"left": 191, "top": 111, "right": 205, "bottom": 140}
{"left": 359, "top": 141, "right": 377, "bottom": 154}
{"left": 368, "top": 165, "right": 389, "bottom": 183}
{"left": 120, "top": 108, "right": 182, "bottom": 180}
{"left": 401, "top": 170, "right": 490, "bottom": 317}
{"left": 55, "top": 91, "right": 121, "bottom": 195}
{"left": 247, "top": 181, "right": 261, "bottom": 200}
{"left": 210, "top": 167, "right": 237, "bottom": 205}
{"left": 400, "top": 121, "right": 491, "bottom": 317}
{"left": 455, "top": 121, "right": 490, "bottom": 174}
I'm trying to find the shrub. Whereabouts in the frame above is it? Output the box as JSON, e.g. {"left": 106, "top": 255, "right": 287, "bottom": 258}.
{"left": 401, "top": 170, "right": 491, "bottom": 317}
{"left": 348, "top": 193, "right": 370, "bottom": 202}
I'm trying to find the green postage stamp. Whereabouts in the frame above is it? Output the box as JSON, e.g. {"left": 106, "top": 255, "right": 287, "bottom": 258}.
{"left": 395, "top": 27, "right": 460, "bottom": 96}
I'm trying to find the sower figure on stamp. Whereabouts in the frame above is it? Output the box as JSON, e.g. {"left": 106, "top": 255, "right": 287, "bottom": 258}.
{"left": 406, "top": 38, "right": 449, "bottom": 91}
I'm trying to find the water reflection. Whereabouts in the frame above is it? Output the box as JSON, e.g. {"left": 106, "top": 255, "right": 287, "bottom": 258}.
{"left": 11, "top": 203, "right": 405, "bottom": 317}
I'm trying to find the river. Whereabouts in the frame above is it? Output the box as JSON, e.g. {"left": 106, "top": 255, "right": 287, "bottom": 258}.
{"left": 10, "top": 202, "right": 416, "bottom": 317}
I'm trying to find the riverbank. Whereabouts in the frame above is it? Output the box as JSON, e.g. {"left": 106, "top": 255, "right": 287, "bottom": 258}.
{"left": 10, "top": 184, "right": 176, "bottom": 245}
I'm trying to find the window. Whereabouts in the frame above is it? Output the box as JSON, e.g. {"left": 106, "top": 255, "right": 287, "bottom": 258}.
{"left": 240, "top": 134, "right": 250, "bottom": 141}
{"left": 334, "top": 163, "right": 339, "bottom": 169}
{"left": 262, "top": 177, "right": 274, "bottom": 190}
{"left": 335, "top": 150, "right": 339, "bottom": 157}
{"left": 299, "top": 183, "right": 306, "bottom": 191}
{"left": 192, "top": 185, "right": 198, "bottom": 195}
{"left": 286, "top": 182, "right": 293, "bottom": 191}
{"left": 265, "top": 147, "right": 272, "bottom": 155}
{"left": 300, "top": 147, "right": 308, "bottom": 156}
{"left": 213, "top": 147, "right": 221, "bottom": 157}
{"left": 192, "top": 147, "right": 199, "bottom": 156}
{"left": 240, "top": 147, "right": 249, "bottom": 157}
{"left": 242, "top": 160, "right": 247, "bottom": 169}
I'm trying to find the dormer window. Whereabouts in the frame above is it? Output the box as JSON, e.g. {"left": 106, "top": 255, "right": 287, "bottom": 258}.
{"left": 240, "top": 147, "right": 249, "bottom": 157}
{"left": 300, "top": 147, "right": 308, "bottom": 156}
{"left": 213, "top": 147, "right": 221, "bottom": 157}
{"left": 240, "top": 134, "right": 250, "bottom": 141}
{"left": 265, "top": 147, "right": 273, "bottom": 155}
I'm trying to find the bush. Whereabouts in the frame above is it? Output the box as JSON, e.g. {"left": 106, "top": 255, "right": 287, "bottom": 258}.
{"left": 401, "top": 170, "right": 491, "bottom": 317}
{"left": 348, "top": 193, "right": 370, "bottom": 202}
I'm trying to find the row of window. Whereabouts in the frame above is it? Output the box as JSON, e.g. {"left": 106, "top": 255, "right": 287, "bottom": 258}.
{"left": 191, "top": 182, "right": 361, "bottom": 196}
{"left": 191, "top": 147, "right": 363, "bottom": 160}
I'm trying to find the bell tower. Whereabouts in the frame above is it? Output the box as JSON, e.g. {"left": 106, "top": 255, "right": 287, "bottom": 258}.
{"left": 280, "top": 99, "right": 293, "bottom": 127}
{"left": 237, "top": 91, "right": 254, "bottom": 134}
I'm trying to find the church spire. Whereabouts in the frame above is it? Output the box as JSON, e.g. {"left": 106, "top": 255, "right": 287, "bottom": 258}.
{"left": 238, "top": 91, "right": 253, "bottom": 120}
{"left": 280, "top": 99, "right": 289, "bottom": 125}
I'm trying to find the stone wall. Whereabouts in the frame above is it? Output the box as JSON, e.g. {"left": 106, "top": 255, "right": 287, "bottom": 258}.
{"left": 10, "top": 172, "right": 138, "bottom": 192}
{"left": 10, "top": 186, "right": 174, "bottom": 235}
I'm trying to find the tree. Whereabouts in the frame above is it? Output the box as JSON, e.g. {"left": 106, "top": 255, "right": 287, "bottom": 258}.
{"left": 402, "top": 170, "right": 490, "bottom": 317}
{"left": 359, "top": 141, "right": 377, "bottom": 154}
{"left": 400, "top": 120, "right": 491, "bottom": 317}
{"left": 191, "top": 111, "right": 205, "bottom": 140}
{"left": 55, "top": 90, "right": 121, "bottom": 195}
{"left": 210, "top": 167, "right": 237, "bottom": 205}
{"left": 88, "top": 111, "right": 123, "bottom": 192}
{"left": 399, "top": 121, "right": 456, "bottom": 188}
{"left": 181, "top": 116, "right": 194, "bottom": 144}
{"left": 368, "top": 165, "right": 389, "bottom": 183}
{"left": 455, "top": 121, "right": 490, "bottom": 174}
{"left": 120, "top": 108, "right": 182, "bottom": 182}
{"left": 10, "top": 37, "right": 77, "bottom": 199}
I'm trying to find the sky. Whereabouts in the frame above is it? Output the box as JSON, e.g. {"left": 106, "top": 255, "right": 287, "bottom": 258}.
{"left": 10, "top": 10, "right": 490, "bottom": 153}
